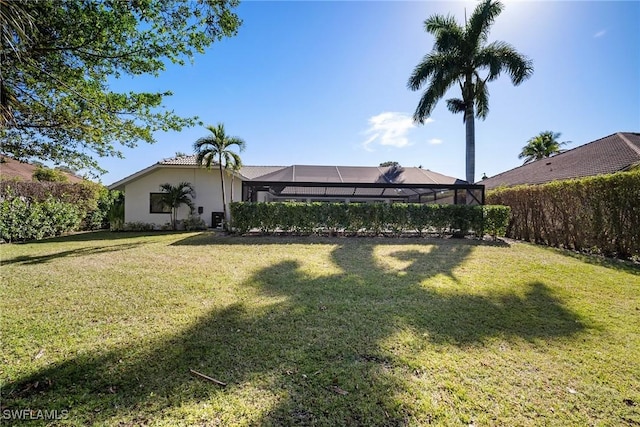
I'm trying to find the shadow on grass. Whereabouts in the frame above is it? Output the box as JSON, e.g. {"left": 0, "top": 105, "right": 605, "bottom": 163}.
{"left": 548, "top": 247, "right": 640, "bottom": 276}
{"left": 5, "top": 239, "right": 584, "bottom": 425}
{"left": 1, "top": 242, "right": 143, "bottom": 265}
{"left": 26, "top": 230, "right": 192, "bottom": 244}
{"left": 170, "top": 231, "right": 511, "bottom": 248}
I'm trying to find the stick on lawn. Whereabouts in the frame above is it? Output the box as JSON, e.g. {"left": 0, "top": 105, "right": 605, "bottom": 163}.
{"left": 189, "top": 369, "right": 227, "bottom": 387}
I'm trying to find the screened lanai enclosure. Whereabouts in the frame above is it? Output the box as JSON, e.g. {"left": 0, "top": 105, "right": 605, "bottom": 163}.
{"left": 241, "top": 165, "right": 484, "bottom": 205}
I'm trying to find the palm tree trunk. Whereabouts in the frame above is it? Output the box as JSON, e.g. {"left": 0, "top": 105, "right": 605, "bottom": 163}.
{"left": 230, "top": 172, "right": 235, "bottom": 204}
{"left": 465, "top": 109, "right": 475, "bottom": 186}
{"left": 229, "top": 172, "right": 235, "bottom": 229}
{"left": 463, "top": 76, "right": 475, "bottom": 187}
{"left": 218, "top": 155, "right": 227, "bottom": 228}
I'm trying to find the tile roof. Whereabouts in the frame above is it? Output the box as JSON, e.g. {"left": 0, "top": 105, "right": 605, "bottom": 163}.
{"left": 157, "top": 155, "right": 286, "bottom": 180}
{"left": 158, "top": 154, "right": 198, "bottom": 166}
{"left": 480, "top": 132, "right": 640, "bottom": 190}
{"left": 238, "top": 166, "right": 288, "bottom": 180}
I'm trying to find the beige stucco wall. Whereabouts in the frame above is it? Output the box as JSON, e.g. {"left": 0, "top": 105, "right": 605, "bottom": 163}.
{"left": 123, "top": 166, "right": 242, "bottom": 227}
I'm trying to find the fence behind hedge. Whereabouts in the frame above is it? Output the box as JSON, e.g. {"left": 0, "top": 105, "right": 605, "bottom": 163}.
{"left": 230, "top": 202, "right": 510, "bottom": 239}
{"left": 487, "top": 170, "right": 640, "bottom": 259}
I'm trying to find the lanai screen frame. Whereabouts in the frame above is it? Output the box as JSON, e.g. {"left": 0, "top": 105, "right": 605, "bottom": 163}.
{"left": 242, "top": 181, "right": 485, "bottom": 205}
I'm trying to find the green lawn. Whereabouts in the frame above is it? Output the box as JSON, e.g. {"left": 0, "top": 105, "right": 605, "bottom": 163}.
{"left": 1, "top": 232, "right": 639, "bottom": 426}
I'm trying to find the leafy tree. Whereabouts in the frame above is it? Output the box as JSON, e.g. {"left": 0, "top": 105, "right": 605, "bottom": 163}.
{"left": 1, "top": 0, "right": 241, "bottom": 174}
{"left": 379, "top": 161, "right": 401, "bottom": 167}
{"left": 32, "top": 166, "right": 69, "bottom": 183}
{"left": 194, "top": 123, "right": 245, "bottom": 226}
{"left": 408, "top": 0, "right": 533, "bottom": 184}
{"left": 159, "top": 182, "right": 195, "bottom": 230}
{"left": 519, "top": 131, "right": 569, "bottom": 164}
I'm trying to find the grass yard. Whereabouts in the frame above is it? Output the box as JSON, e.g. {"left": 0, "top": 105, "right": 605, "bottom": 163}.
{"left": 1, "top": 231, "right": 639, "bottom": 426}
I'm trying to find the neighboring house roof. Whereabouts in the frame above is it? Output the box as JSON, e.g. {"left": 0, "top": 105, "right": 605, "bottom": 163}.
{"left": 480, "top": 132, "right": 640, "bottom": 190}
{"left": 0, "top": 156, "right": 84, "bottom": 183}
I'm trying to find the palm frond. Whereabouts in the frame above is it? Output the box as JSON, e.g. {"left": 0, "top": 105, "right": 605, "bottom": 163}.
{"left": 519, "top": 131, "right": 567, "bottom": 164}
{"left": 445, "top": 98, "right": 466, "bottom": 115}
{"left": 412, "top": 66, "right": 460, "bottom": 123}
{"left": 158, "top": 182, "right": 195, "bottom": 209}
{"left": 224, "top": 152, "right": 243, "bottom": 170}
{"left": 466, "top": 0, "right": 504, "bottom": 47}
{"left": 425, "top": 14, "right": 464, "bottom": 52}
{"left": 226, "top": 137, "right": 246, "bottom": 152}
{"left": 473, "top": 76, "right": 490, "bottom": 120}
{"left": 408, "top": 51, "right": 461, "bottom": 94}
{"left": 408, "top": 52, "right": 441, "bottom": 91}
{"left": 477, "top": 41, "right": 533, "bottom": 85}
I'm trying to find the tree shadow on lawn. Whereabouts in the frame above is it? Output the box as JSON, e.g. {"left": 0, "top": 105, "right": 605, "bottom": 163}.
{"left": 5, "top": 240, "right": 585, "bottom": 425}
{"left": 171, "top": 231, "right": 511, "bottom": 248}
{"left": 27, "top": 230, "right": 189, "bottom": 244}
{"left": 1, "top": 242, "right": 143, "bottom": 265}
{"left": 545, "top": 247, "right": 640, "bottom": 276}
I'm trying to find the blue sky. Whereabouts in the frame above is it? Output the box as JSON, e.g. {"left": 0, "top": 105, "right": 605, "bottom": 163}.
{"left": 102, "top": 0, "right": 640, "bottom": 185}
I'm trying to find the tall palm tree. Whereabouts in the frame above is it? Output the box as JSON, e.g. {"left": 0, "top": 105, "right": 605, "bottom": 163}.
{"left": 519, "top": 131, "right": 569, "bottom": 164}
{"left": 159, "top": 182, "right": 195, "bottom": 230}
{"left": 408, "top": 0, "right": 533, "bottom": 184}
{"left": 193, "top": 123, "right": 245, "bottom": 227}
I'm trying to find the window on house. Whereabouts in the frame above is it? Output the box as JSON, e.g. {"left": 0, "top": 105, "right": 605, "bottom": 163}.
{"left": 149, "top": 193, "right": 171, "bottom": 214}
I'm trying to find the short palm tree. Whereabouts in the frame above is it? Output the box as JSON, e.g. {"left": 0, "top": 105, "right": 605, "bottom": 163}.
{"left": 519, "top": 131, "right": 569, "bottom": 164}
{"left": 228, "top": 155, "right": 242, "bottom": 204}
{"left": 193, "top": 123, "right": 245, "bottom": 227}
{"left": 408, "top": 0, "right": 533, "bottom": 184}
{"left": 159, "top": 182, "right": 195, "bottom": 230}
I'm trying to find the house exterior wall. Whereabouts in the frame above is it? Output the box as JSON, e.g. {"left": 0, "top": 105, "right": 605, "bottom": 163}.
{"left": 123, "top": 166, "right": 241, "bottom": 227}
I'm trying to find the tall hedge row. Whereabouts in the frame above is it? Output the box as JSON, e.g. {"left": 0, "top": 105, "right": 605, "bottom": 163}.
{"left": 229, "top": 202, "right": 510, "bottom": 239}
{"left": 0, "top": 181, "right": 117, "bottom": 242}
{"left": 0, "top": 196, "right": 82, "bottom": 242}
{"left": 487, "top": 170, "right": 640, "bottom": 258}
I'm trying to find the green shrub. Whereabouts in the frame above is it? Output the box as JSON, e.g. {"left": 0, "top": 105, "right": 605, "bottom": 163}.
{"left": 0, "top": 196, "right": 81, "bottom": 242}
{"left": 487, "top": 170, "right": 640, "bottom": 258}
{"left": 108, "top": 192, "right": 125, "bottom": 231}
{"left": 32, "top": 166, "right": 69, "bottom": 182}
{"left": 122, "top": 222, "right": 156, "bottom": 231}
{"left": 183, "top": 214, "right": 207, "bottom": 231}
{"left": 229, "top": 202, "right": 510, "bottom": 239}
{"left": 0, "top": 180, "right": 118, "bottom": 231}
{"left": 483, "top": 205, "right": 511, "bottom": 240}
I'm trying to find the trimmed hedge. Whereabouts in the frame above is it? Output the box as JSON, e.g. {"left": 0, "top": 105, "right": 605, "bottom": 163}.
{"left": 0, "top": 181, "right": 118, "bottom": 242}
{"left": 487, "top": 170, "right": 640, "bottom": 259}
{"left": 0, "top": 196, "right": 82, "bottom": 242}
{"left": 230, "top": 202, "right": 510, "bottom": 239}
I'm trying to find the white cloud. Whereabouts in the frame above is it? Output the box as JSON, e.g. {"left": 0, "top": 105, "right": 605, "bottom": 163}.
{"left": 593, "top": 30, "right": 606, "bottom": 38}
{"left": 362, "top": 112, "right": 433, "bottom": 151}
{"left": 429, "top": 138, "right": 443, "bottom": 145}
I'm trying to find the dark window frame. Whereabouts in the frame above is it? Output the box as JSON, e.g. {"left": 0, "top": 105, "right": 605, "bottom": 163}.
{"left": 149, "top": 193, "right": 171, "bottom": 214}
